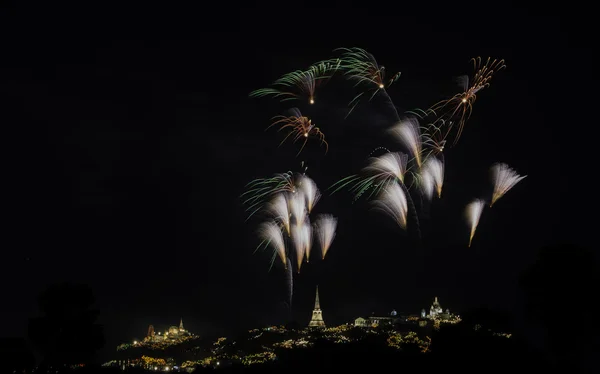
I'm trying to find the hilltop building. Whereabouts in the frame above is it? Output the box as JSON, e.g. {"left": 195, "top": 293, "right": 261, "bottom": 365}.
{"left": 143, "top": 318, "right": 192, "bottom": 342}
{"left": 425, "top": 297, "right": 455, "bottom": 320}
{"left": 422, "top": 297, "right": 461, "bottom": 328}
{"left": 354, "top": 310, "right": 419, "bottom": 328}
{"left": 308, "top": 286, "right": 325, "bottom": 328}
{"left": 353, "top": 297, "right": 460, "bottom": 328}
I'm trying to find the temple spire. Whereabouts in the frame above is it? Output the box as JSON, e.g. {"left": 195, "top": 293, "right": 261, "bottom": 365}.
{"left": 308, "top": 285, "right": 325, "bottom": 328}
{"left": 179, "top": 318, "right": 184, "bottom": 330}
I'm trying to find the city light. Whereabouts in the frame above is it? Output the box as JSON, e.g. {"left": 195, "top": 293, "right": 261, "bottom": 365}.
{"left": 106, "top": 297, "right": 508, "bottom": 371}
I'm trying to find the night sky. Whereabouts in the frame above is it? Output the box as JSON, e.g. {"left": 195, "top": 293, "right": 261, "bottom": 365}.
{"left": 1, "top": 5, "right": 593, "bottom": 361}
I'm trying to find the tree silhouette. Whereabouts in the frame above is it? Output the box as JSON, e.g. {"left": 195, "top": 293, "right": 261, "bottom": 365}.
{"left": 520, "top": 244, "right": 599, "bottom": 370}
{"left": 0, "top": 337, "right": 35, "bottom": 373}
{"left": 460, "top": 306, "right": 512, "bottom": 334}
{"left": 430, "top": 308, "right": 548, "bottom": 373}
{"left": 28, "top": 282, "right": 105, "bottom": 370}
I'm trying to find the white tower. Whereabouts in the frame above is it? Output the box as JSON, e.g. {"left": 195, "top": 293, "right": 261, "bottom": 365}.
{"left": 429, "top": 297, "right": 443, "bottom": 317}
{"left": 308, "top": 286, "right": 325, "bottom": 328}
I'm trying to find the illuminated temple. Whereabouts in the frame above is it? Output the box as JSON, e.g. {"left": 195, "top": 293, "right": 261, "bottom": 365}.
{"left": 354, "top": 297, "right": 460, "bottom": 328}
{"left": 426, "top": 297, "right": 454, "bottom": 320}
{"left": 143, "top": 318, "right": 193, "bottom": 342}
{"left": 308, "top": 286, "right": 325, "bottom": 328}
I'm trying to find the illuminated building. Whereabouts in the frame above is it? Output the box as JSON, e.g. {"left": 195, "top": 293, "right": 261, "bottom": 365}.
{"left": 425, "top": 297, "right": 456, "bottom": 320}
{"left": 422, "top": 297, "right": 461, "bottom": 327}
{"left": 354, "top": 310, "right": 418, "bottom": 328}
{"left": 143, "top": 318, "right": 192, "bottom": 343}
{"left": 429, "top": 297, "right": 443, "bottom": 318}
{"left": 308, "top": 286, "right": 325, "bottom": 328}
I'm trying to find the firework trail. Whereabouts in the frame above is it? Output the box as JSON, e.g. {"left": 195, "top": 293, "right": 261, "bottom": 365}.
{"left": 288, "top": 190, "right": 307, "bottom": 225}
{"left": 249, "top": 59, "right": 341, "bottom": 105}
{"left": 365, "top": 152, "right": 409, "bottom": 183}
{"left": 335, "top": 47, "right": 401, "bottom": 119}
{"left": 372, "top": 181, "right": 409, "bottom": 229}
{"left": 291, "top": 223, "right": 307, "bottom": 273}
{"left": 490, "top": 163, "right": 527, "bottom": 207}
{"left": 466, "top": 199, "right": 486, "bottom": 247}
{"left": 267, "top": 108, "right": 328, "bottom": 156}
{"left": 285, "top": 255, "right": 293, "bottom": 313}
{"left": 389, "top": 117, "right": 423, "bottom": 168}
{"left": 398, "top": 181, "right": 422, "bottom": 240}
{"left": 422, "top": 157, "right": 445, "bottom": 198}
{"left": 241, "top": 172, "right": 295, "bottom": 220}
{"left": 330, "top": 151, "right": 408, "bottom": 200}
{"left": 257, "top": 221, "right": 287, "bottom": 268}
{"left": 330, "top": 151, "right": 422, "bottom": 240}
{"left": 419, "top": 169, "right": 435, "bottom": 201}
{"left": 422, "top": 121, "right": 450, "bottom": 156}
{"left": 302, "top": 221, "right": 314, "bottom": 262}
{"left": 265, "top": 193, "right": 291, "bottom": 236}
{"left": 369, "top": 146, "right": 392, "bottom": 157}
{"left": 314, "top": 214, "right": 338, "bottom": 259}
{"left": 429, "top": 57, "right": 506, "bottom": 146}
{"left": 406, "top": 108, "right": 450, "bottom": 158}
{"left": 297, "top": 174, "right": 321, "bottom": 214}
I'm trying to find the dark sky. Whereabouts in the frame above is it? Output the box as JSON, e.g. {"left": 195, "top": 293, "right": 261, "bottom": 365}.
{"left": 1, "top": 4, "right": 593, "bottom": 361}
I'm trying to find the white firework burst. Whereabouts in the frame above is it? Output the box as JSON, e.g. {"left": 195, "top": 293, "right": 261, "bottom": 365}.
{"left": 265, "top": 193, "right": 290, "bottom": 235}
{"left": 423, "top": 157, "right": 444, "bottom": 198}
{"left": 372, "top": 181, "right": 408, "bottom": 229}
{"left": 364, "top": 152, "right": 409, "bottom": 183}
{"left": 490, "top": 163, "right": 527, "bottom": 207}
{"left": 291, "top": 221, "right": 309, "bottom": 272}
{"left": 419, "top": 169, "right": 435, "bottom": 201}
{"left": 288, "top": 190, "right": 307, "bottom": 224}
{"left": 257, "top": 221, "right": 287, "bottom": 267}
{"left": 302, "top": 219, "right": 313, "bottom": 262}
{"left": 314, "top": 214, "right": 338, "bottom": 259}
{"left": 465, "top": 198, "right": 486, "bottom": 247}
{"left": 389, "top": 117, "right": 423, "bottom": 168}
{"left": 297, "top": 174, "right": 321, "bottom": 214}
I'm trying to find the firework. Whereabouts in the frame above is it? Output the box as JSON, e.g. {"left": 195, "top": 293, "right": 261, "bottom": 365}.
{"left": 406, "top": 109, "right": 450, "bottom": 156}
{"left": 422, "top": 157, "right": 444, "bottom": 198}
{"left": 303, "top": 220, "right": 314, "bottom": 262}
{"left": 365, "top": 152, "right": 409, "bottom": 183}
{"left": 265, "top": 193, "right": 291, "bottom": 236}
{"left": 249, "top": 59, "right": 341, "bottom": 105}
{"left": 291, "top": 222, "right": 309, "bottom": 272}
{"left": 257, "top": 221, "right": 287, "bottom": 267}
{"left": 422, "top": 121, "right": 452, "bottom": 156}
{"left": 465, "top": 199, "right": 486, "bottom": 247}
{"left": 314, "top": 214, "right": 338, "bottom": 259}
{"left": 241, "top": 172, "right": 296, "bottom": 220}
{"left": 329, "top": 151, "right": 408, "bottom": 201}
{"left": 285, "top": 256, "right": 293, "bottom": 309}
{"left": 372, "top": 181, "right": 408, "bottom": 229}
{"left": 336, "top": 47, "right": 401, "bottom": 117}
{"left": 389, "top": 117, "right": 423, "bottom": 168}
{"left": 288, "top": 190, "right": 306, "bottom": 224}
{"left": 419, "top": 169, "right": 435, "bottom": 201}
{"left": 267, "top": 108, "right": 328, "bottom": 156}
{"left": 490, "top": 163, "right": 526, "bottom": 207}
{"left": 297, "top": 174, "right": 321, "bottom": 214}
{"left": 429, "top": 57, "right": 506, "bottom": 145}
{"left": 337, "top": 47, "right": 400, "bottom": 89}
